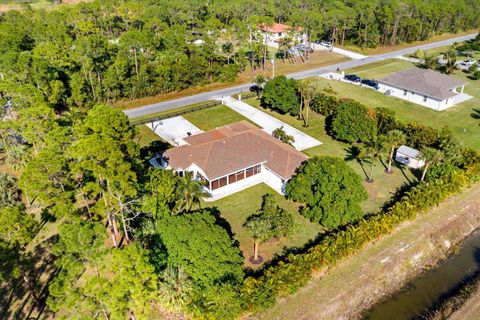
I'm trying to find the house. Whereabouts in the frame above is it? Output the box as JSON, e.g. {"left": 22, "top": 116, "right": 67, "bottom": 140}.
{"left": 395, "top": 145, "right": 425, "bottom": 169}
{"left": 377, "top": 68, "right": 469, "bottom": 111}
{"left": 258, "top": 23, "right": 307, "bottom": 48}
{"left": 161, "top": 121, "right": 308, "bottom": 200}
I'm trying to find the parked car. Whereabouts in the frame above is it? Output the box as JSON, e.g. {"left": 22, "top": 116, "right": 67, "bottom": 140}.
{"left": 344, "top": 74, "right": 361, "bottom": 82}
{"left": 361, "top": 79, "right": 378, "bottom": 88}
{"left": 458, "top": 59, "right": 477, "bottom": 68}
{"left": 296, "top": 44, "right": 313, "bottom": 53}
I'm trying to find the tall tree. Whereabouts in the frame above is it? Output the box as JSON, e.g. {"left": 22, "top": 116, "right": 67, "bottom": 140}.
{"left": 420, "top": 147, "right": 444, "bottom": 182}
{"left": 385, "top": 130, "right": 406, "bottom": 174}
{"left": 286, "top": 156, "right": 368, "bottom": 229}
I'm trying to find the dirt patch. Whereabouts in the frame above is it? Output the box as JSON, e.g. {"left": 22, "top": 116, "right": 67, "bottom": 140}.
{"left": 255, "top": 185, "right": 480, "bottom": 320}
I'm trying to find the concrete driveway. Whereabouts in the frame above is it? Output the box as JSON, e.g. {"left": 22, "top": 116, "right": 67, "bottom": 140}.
{"left": 220, "top": 96, "right": 321, "bottom": 151}
{"left": 146, "top": 116, "right": 203, "bottom": 146}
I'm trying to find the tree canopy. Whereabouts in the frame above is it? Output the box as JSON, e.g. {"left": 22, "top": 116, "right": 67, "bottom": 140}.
{"left": 332, "top": 100, "right": 378, "bottom": 143}
{"left": 286, "top": 156, "right": 368, "bottom": 229}
{"left": 156, "top": 209, "right": 244, "bottom": 288}
{"left": 261, "top": 75, "right": 300, "bottom": 115}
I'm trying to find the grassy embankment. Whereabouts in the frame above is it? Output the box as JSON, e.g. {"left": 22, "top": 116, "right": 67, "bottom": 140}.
{"left": 338, "top": 29, "right": 479, "bottom": 55}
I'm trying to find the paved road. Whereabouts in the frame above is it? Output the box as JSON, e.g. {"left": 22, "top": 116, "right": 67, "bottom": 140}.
{"left": 125, "top": 34, "right": 477, "bottom": 119}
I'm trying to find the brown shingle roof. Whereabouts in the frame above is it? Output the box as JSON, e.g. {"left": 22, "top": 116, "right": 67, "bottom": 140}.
{"left": 379, "top": 68, "right": 466, "bottom": 100}
{"left": 163, "top": 121, "right": 308, "bottom": 180}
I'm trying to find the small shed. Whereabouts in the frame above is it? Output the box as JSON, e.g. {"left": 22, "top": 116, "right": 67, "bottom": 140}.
{"left": 395, "top": 145, "right": 425, "bottom": 169}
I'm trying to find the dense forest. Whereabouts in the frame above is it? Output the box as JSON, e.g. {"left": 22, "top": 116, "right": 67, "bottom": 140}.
{"left": 1, "top": 1, "right": 480, "bottom": 319}
{"left": 0, "top": 0, "right": 479, "bottom": 107}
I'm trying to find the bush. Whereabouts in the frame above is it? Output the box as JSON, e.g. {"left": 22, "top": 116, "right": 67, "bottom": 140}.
{"left": 286, "top": 156, "right": 367, "bottom": 229}
{"left": 331, "top": 100, "right": 377, "bottom": 143}
{"left": 261, "top": 76, "right": 300, "bottom": 115}
{"left": 311, "top": 93, "right": 340, "bottom": 116}
{"left": 243, "top": 163, "right": 479, "bottom": 313}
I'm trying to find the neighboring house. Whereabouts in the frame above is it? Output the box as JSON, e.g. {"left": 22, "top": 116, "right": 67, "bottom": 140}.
{"left": 258, "top": 23, "right": 307, "bottom": 48}
{"left": 161, "top": 121, "right": 308, "bottom": 200}
{"left": 377, "top": 68, "right": 468, "bottom": 111}
{"left": 395, "top": 145, "right": 425, "bottom": 169}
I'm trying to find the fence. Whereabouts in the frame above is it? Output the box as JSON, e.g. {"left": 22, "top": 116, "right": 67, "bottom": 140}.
{"left": 130, "top": 100, "right": 221, "bottom": 125}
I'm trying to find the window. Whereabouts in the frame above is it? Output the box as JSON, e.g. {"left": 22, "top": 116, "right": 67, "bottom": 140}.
{"left": 423, "top": 96, "right": 427, "bottom": 102}
{"left": 253, "top": 164, "right": 262, "bottom": 174}
{"left": 228, "top": 174, "right": 236, "bottom": 184}
{"left": 236, "top": 170, "right": 245, "bottom": 181}
{"left": 246, "top": 167, "right": 254, "bottom": 178}
{"left": 219, "top": 177, "right": 227, "bottom": 187}
{"left": 211, "top": 179, "right": 219, "bottom": 190}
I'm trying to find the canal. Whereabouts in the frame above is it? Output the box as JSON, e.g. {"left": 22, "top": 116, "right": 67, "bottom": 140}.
{"left": 364, "top": 229, "right": 480, "bottom": 320}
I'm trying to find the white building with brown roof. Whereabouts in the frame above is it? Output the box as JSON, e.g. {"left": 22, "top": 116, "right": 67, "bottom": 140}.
{"left": 377, "top": 68, "right": 470, "bottom": 111}
{"left": 161, "top": 121, "right": 308, "bottom": 201}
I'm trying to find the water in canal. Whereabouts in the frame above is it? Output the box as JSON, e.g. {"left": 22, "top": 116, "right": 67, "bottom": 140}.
{"left": 364, "top": 229, "right": 480, "bottom": 320}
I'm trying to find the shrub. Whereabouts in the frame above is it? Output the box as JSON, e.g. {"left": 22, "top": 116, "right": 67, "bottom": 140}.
{"left": 286, "top": 156, "right": 367, "bottom": 229}
{"left": 261, "top": 75, "right": 300, "bottom": 115}
{"left": 311, "top": 93, "right": 341, "bottom": 116}
{"left": 331, "top": 100, "right": 377, "bottom": 143}
{"left": 243, "top": 164, "right": 477, "bottom": 313}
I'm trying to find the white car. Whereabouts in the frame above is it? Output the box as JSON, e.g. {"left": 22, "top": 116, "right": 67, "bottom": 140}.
{"left": 457, "top": 59, "right": 477, "bottom": 68}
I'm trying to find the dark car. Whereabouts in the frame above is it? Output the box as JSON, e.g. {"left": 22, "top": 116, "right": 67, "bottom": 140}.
{"left": 361, "top": 79, "right": 378, "bottom": 88}
{"left": 345, "top": 74, "right": 361, "bottom": 82}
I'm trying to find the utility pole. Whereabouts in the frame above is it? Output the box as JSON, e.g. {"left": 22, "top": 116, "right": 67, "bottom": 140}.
{"left": 271, "top": 58, "right": 275, "bottom": 78}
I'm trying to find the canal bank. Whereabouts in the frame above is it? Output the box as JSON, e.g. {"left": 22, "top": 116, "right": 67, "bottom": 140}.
{"left": 364, "top": 229, "right": 480, "bottom": 319}
{"left": 256, "top": 185, "right": 480, "bottom": 320}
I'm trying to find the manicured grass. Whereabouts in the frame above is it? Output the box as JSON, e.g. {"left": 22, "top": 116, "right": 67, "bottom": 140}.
{"left": 135, "top": 125, "right": 163, "bottom": 148}
{"left": 206, "top": 183, "right": 324, "bottom": 268}
{"left": 343, "top": 60, "right": 480, "bottom": 151}
{"left": 183, "top": 105, "right": 254, "bottom": 131}
{"left": 243, "top": 97, "right": 418, "bottom": 214}
{"left": 128, "top": 101, "right": 218, "bottom": 123}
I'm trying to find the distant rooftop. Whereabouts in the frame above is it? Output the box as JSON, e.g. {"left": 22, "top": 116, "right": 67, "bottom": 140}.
{"left": 379, "top": 68, "right": 466, "bottom": 100}
{"left": 259, "top": 23, "right": 302, "bottom": 34}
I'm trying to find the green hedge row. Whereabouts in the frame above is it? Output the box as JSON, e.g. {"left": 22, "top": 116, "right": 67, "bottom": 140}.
{"left": 241, "top": 165, "right": 479, "bottom": 311}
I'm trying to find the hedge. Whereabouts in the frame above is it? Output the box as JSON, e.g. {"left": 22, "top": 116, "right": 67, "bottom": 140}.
{"left": 241, "top": 165, "right": 479, "bottom": 311}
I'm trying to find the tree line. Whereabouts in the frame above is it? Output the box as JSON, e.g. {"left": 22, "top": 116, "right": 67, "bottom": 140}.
{"left": 1, "top": 0, "right": 480, "bottom": 111}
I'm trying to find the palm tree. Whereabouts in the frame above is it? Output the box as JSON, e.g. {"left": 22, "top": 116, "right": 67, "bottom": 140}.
{"left": 422, "top": 53, "right": 438, "bottom": 70}
{"left": 174, "top": 171, "right": 210, "bottom": 213}
{"left": 420, "top": 147, "right": 444, "bottom": 182}
{"left": 385, "top": 130, "right": 406, "bottom": 174}
{"left": 298, "top": 79, "right": 316, "bottom": 127}
{"left": 272, "top": 126, "right": 295, "bottom": 146}
{"left": 254, "top": 74, "right": 267, "bottom": 98}
{"left": 244, "top": 217, "right": 271, "bottom": 264}
{"left": 361, "top": 137, "right": 388, "bottom": 183}
{"left": 158, "top": 265, "right": 193, "bottom": 310}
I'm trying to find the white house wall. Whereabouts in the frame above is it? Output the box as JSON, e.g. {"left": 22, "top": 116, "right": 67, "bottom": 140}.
{"left": 377, "top": 83, "right": 453, "bottom": 111}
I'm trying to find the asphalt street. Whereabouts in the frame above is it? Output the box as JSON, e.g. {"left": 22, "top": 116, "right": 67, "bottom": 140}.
{"left": 124, "top": 33, "right": 477, "bottom": 119}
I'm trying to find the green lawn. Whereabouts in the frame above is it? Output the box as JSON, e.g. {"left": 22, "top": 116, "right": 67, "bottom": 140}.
{"left": 243, "top": 97, "right": 418, "bottom": 214}
{"left": 317, "top": 59, "right": 480, "bottom": 150}
{"left": 135, "top": 125, "right": 163, "bottom": 147}
{"left": 205, "top": 183, "right": 324, "bottom": 268}
{"left": 183, "top": 105, "right": 254, "bottom": 131}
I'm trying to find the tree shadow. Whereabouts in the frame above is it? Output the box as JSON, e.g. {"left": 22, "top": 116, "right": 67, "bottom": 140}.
{"left": 471, "top": 108, "right": 480, "bottom": 121}
{"left": 3, "top": 234, "right": 59, "bottom": 320}
{"left": 344, "top": 145, "right": 368, "bottom": 179}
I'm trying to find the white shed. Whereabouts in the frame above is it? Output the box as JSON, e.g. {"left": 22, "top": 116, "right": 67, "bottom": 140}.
{"left": 395, "top": 145, "right": 425, "bottom": 169}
